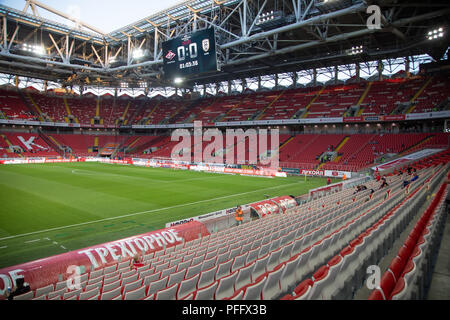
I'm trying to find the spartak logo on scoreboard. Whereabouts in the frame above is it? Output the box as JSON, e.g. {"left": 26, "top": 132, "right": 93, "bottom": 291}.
{"left": 165, "top": 50, "right": 176, "bottom": 60}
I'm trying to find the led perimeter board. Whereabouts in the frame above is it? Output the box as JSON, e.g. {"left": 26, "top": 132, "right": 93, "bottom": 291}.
{"left": 162, "top": 28, "right": 218, "bottom": 79}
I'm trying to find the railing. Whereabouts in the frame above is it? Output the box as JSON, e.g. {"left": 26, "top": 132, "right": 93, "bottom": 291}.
{"left": 279, "top": 161, "right": 359, "bottom": 172}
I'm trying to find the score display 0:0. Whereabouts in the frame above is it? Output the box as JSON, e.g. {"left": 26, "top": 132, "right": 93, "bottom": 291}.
{"left": 177, "top": 43, "right": 198, "bottom": 61}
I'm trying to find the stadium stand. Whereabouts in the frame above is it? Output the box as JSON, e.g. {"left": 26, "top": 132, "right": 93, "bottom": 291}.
{"left": 13, "top": 149, "right": 448, "bottom": 300}
{"left": 410, "top": 76, "right": 450, "bottom": 114}
{"left": 1, "top": 128, "right": 447, "bottom": 173}
{"left": 2, "top": 132, "right": 59, "bottom": 157}
{"left": 26, "top": 92, "right": 67, "bottom": 123}
{"left": 305, "top": 84, "right": 363, "bottom": 118}
{"left": 65, "top": 95, "right": 97, "bottom": 125}
{"left": 282, "top": 161, "right": 448, "bottom": 300}
{"left": 1, "top": 76, "right": 448, "bottom": 127}
{"left": 0, "top": 89, "right": 37, "bottom": 121}
{"left": 321, "top": 133, "right": 434, "bottom": 171}
{"left": 368, "top": 151, "right": 450, "bottom": 300}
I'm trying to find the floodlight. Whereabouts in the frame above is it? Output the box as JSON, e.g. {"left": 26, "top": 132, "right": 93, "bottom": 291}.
{"left": 33, "top": 45, "right": 45, "bottom": 55}
{"left": 22, "top": 44, "right": 45, "bottom": 56}
{"left": 132, "top": 49, "right": 145, "bottom": 59}
{"left": 256, "top": 10, "right": 283, "bottom": 26}
{"left": 427, "top": 27, "right": 444, "bottom": 40}
{"left": 349, "top": 45, "right": 363, "bottom": 55}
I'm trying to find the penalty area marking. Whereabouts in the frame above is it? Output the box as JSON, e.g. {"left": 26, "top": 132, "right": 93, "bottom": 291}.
{"left": 45, "top": 237, "right": 67, "bottom": 250}
{"left": 52, "top": 239, "right": 66, "bottom": 250}
{"left": 0, "top": 181, "right": 304, "bottom": 242}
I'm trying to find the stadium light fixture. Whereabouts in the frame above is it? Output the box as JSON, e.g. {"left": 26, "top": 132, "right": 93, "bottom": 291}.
{"left": 174, "top": 77, "right": 183, "bottom": 84}
{"left": 256, "top": 10, "right": 283, "bottom": 26}
{"left": 348, "top": 45, "right": 363, "bottom": 55}
{"left": 132, "top": 48, "right": 145, "bottom": 60}
{"left": 22, "top": 43, "right": 46, "bottom": 56}
{"left": 427, "top": 27, "right": 444, "bottom": 40}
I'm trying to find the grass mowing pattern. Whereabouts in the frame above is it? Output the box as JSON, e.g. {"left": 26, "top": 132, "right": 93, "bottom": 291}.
{"left": 0, "top": 162, "right": 331, "bottom": 268}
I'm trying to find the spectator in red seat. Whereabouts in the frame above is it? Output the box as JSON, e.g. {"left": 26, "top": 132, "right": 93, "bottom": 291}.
{"left": 130, "top": 253, "right": 144, "bottom": 270}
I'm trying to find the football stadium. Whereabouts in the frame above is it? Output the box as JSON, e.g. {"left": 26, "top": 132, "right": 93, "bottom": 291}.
{"left": 0, "top": 0, "right": 449, "bottom": 303}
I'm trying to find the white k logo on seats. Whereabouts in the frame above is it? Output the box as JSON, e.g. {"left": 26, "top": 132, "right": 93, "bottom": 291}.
{"left": 17, "top": 136, "right": 45, "bottom": 150}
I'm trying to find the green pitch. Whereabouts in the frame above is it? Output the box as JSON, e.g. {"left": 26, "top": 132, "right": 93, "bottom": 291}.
{"left": 0, "top": 162, "right": 332, "bottom": 268}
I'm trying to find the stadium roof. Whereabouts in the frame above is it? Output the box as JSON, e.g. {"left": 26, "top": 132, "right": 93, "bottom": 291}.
{"left": 0, "top": 0, "right": 448, "bottom": 90}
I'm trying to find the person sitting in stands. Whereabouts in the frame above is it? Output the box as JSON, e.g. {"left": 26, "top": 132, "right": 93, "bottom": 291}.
{"left": 5, "top": 278, "right": 30, "bottom": 300}
{"left": 130, "top": 253, "right": 145, "bottom": 270}
{"left": 380, "top": 180, "right": 389, "bottom": 189}
{"left": 354, "top": 185, "right": 362, "bottom": 194}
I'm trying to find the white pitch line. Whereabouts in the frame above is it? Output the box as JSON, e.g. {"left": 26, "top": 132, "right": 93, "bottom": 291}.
{"left": 71, "top": 168, "right": 217, "bottom": 184}
{"left": 0, "top": 181, "right": 303, "bottom": 242}
{"left": 0, "top": 246, "right": 7, "bottom": 249}
{"left": 45, "top": 237, "right": 66, "bottom": 250}
{"left": 24, "top": 239, "right": 40, "bottom": 243}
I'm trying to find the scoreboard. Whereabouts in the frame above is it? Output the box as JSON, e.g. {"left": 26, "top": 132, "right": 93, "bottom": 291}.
{"left": 162, "top": 28, "right": 218, "bottom": 79}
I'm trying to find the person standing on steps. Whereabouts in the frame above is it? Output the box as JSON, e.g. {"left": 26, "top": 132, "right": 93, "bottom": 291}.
{"left": 235, "top": 205, "right": 244, "bottom": 226}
